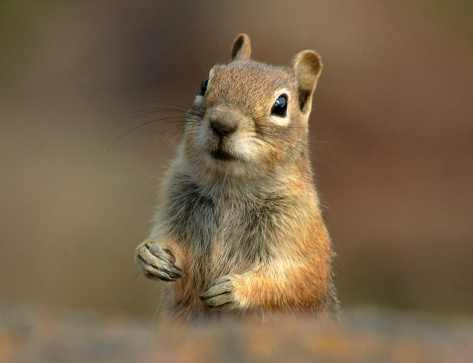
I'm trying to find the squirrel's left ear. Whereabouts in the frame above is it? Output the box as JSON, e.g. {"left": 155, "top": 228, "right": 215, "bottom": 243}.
{"left": 290, "top": 50, "right": 323, "bottom": 114}
{"left": 230, "top": 33, "right": 251, "bottom": 61}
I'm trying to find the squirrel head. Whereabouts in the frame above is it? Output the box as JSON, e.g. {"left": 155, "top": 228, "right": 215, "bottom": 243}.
{"left": 182, "top": 34, "right": 323, "bottom": 180}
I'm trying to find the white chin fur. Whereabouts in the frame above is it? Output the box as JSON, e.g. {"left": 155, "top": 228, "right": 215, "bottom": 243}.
{"left": 206, "top": 157, "right": 261, "bottom": 178}
{"left": 203, "top": 141, "right": 258, "bottom": 177}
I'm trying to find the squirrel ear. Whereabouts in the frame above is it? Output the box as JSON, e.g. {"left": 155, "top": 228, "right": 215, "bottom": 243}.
{"left": 290, "top": 50, "right": 323, "bottom": 113}
{"left": 230, "top": 33, "right": 251, "bottom": 61}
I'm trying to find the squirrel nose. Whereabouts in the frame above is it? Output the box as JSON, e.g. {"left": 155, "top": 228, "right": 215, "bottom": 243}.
{"left": 210, "top": 117, "right": 238, "bottom": 137}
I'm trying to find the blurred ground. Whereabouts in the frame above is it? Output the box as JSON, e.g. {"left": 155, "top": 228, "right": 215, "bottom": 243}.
{"left": 0, "top": 0, "right": 472, "bottom": 321}
{"left": 1, "top": 301, "right": 473, "bottom": 363}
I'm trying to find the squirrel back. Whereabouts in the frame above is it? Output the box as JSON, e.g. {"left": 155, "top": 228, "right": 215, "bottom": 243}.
{"left": 136, "top": 34, "right": 339, "bottom": 321}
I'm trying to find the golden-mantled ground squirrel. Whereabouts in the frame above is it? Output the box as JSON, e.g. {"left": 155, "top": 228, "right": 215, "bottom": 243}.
{"left": 136, "top": 34, "right": 339, "bottom": 321}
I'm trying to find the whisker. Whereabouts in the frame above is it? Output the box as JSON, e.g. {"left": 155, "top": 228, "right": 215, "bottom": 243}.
{"left": 109, "top": 116, "right": 188, "bottom": 150}
{"left": 132, "top": 108, "right": 188, "bottom": 118}
{"left": 140, "top": 98, "right": 190, "bottom": 111}
{"left": 310, "top": 147, "right": 350, "bottom": 178}
{"left": 252, "top": 135, "right": 277, "bottom": 149}
{"left": 268, "top": 65, "right": 289, "bottom": 91}
{"left": 309, "top": 138, "right": 358, "bottom": 148}
{"left": 251, "top": 127, "right": 352, "bottom": 177}
{"left": 256, "top": 124, "right": 357, "bottom": 149}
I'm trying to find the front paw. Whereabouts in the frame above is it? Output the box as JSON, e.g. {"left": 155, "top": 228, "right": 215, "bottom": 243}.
{"left": 200, "top": 274, "right": 242, "bottom": 311}
{"left": 135, "top": 239, "right": 182, "bottom": 282}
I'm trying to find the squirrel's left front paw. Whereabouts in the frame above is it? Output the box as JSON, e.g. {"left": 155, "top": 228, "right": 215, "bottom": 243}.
{"left": 200, "top": 274, "right": 242, "bottom": 311}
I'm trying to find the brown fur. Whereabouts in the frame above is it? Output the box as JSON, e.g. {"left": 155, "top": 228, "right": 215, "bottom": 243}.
{"left": 135, "top": 33, "right": 339, "bottom": 322}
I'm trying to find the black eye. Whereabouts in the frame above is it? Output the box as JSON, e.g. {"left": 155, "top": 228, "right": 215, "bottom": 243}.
{"left": 271, "top": 94, "right": 287, "bottom": 117}
{"left": 200, "top": 77, "right": 209, "bottom": 95}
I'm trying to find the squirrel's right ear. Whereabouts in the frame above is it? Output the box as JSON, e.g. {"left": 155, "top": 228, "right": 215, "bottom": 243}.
{"left": 290, "top": 50, "right": 323, "bottom": 114}
{"left": 230, "top": 33, "right": 251, "bottom": 61}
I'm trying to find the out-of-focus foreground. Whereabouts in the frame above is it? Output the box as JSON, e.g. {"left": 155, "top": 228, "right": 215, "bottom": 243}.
{"left": 2, "top": 302, "right": 473, "bottom": 363}
{"left": 1, "top": 0, "right": 472, "bottom": 358}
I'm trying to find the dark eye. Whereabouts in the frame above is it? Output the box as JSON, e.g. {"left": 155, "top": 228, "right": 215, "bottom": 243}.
{"left": 200, "top": 77, "right": 209, "bottom": 95}
{"left": 271, "top": 94, "right": 287, "bottom": 117}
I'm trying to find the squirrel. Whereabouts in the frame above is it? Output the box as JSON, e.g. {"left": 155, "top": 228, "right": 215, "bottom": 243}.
{"left": 135, "top": 33, "right": 339, "bottom": 321}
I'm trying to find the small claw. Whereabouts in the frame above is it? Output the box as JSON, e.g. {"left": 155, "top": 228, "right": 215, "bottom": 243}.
{"left": 145, "top": 272, "right": 172, "bottom": 282}
{"left": 153, "top": 262, "right": 182, "bottom": 280}
{"left": 167, "top": 270, "right": 183, "bottom": 279}
{"left": 169, "top": 261, "right": 183, "bottom": 272}
{"left": 137, "top": 252, "right": 182, "bottom": 281}
{"left": 201, "top": 281, "right": 232, "bottom": 300}
{"left": 161, "top": 260, "right": 183, "bottom": 277}
{"left": 200, "top": 292, "right": 233, "bottom": 307}
{"left": 163, "top": 248, "right": 177, "bottom": 262}
{"left": 146, "top": 244, "right": 182, "bottom": 272}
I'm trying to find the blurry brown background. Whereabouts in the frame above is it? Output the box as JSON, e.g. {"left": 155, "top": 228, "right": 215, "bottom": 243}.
{"left": 1, "top": 0, "right": 472, "bottom": 319}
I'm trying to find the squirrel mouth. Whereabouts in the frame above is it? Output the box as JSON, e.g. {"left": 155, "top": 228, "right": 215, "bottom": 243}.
{"left": 210, "top": 148, "right": 237, "bottom": 162}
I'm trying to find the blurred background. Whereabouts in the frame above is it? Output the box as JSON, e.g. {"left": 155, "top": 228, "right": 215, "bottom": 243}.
{"left": 1, "top": 0, "right": 472, "bottom": 319}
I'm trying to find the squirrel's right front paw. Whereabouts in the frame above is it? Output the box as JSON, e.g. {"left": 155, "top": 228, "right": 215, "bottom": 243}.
{"left": 135, "top": 240, "right": 182, "bottom": 282}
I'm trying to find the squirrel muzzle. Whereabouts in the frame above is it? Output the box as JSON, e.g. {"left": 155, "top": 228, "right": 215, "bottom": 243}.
{"left": 208, "top": 106, "right": 240, "bottom": 139}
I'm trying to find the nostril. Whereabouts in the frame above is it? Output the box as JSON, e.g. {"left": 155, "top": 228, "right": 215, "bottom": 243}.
{"left": 210, "top": 118, "right": 238, "bottom": 137}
